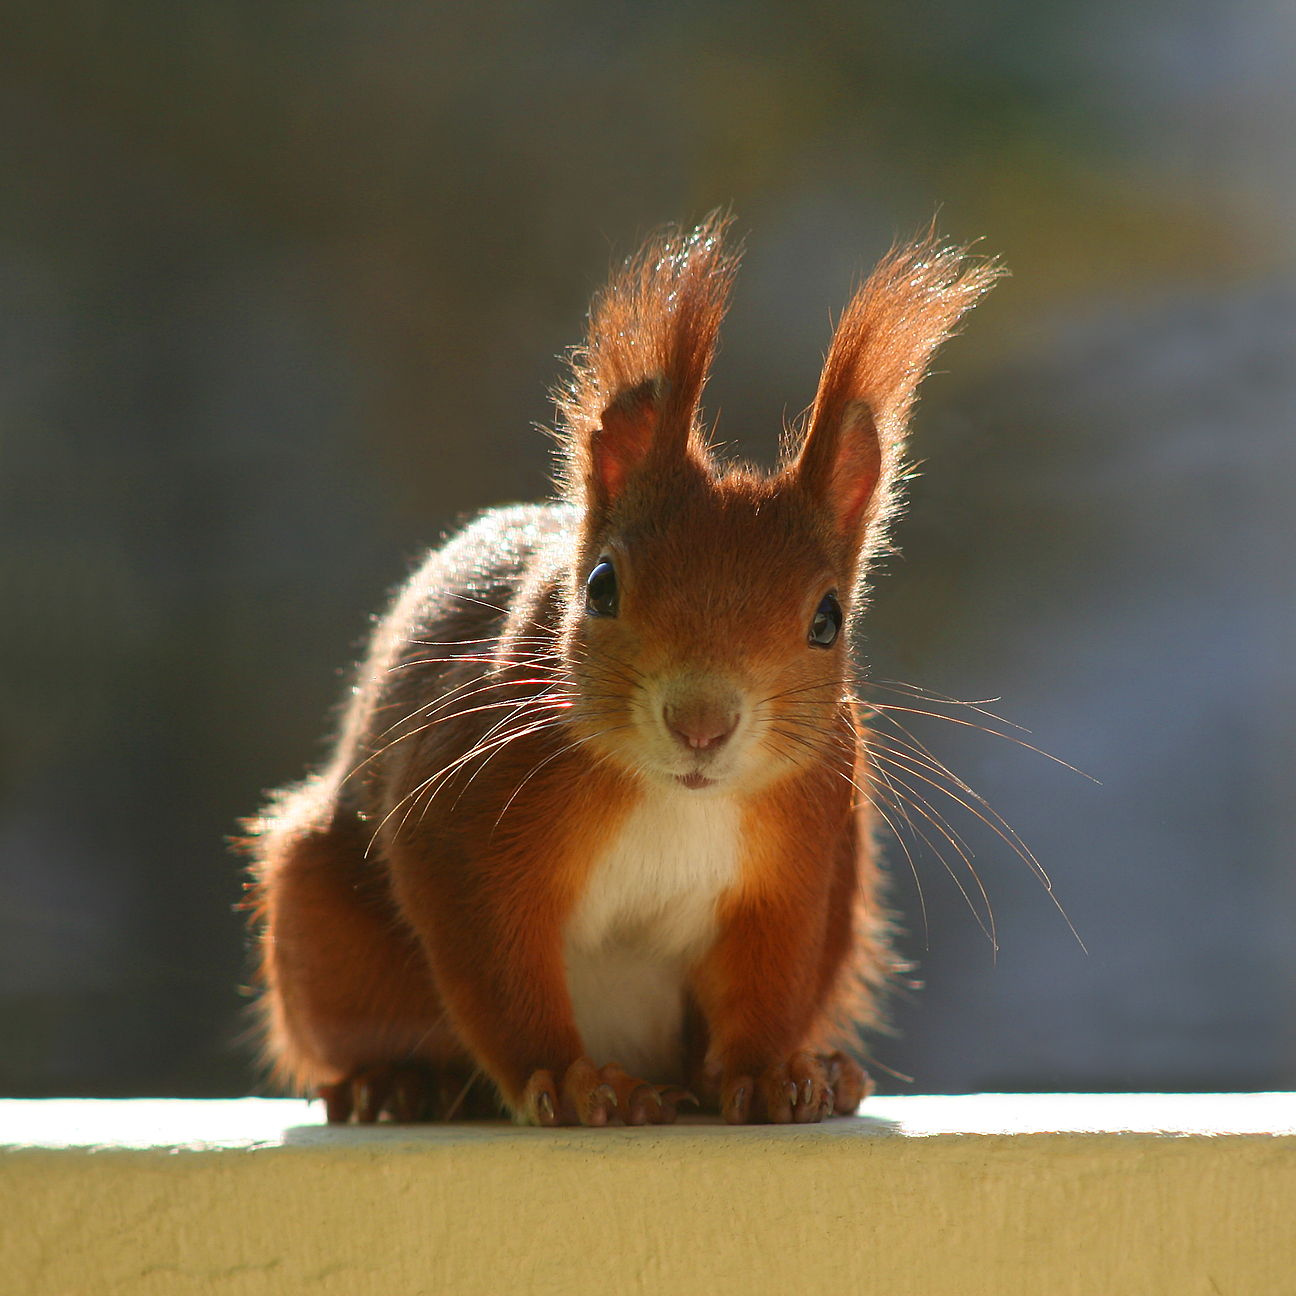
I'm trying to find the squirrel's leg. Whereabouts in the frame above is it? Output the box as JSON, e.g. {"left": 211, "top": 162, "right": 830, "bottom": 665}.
{"left": 691, "top": 889, "right": 836, "bottom": 1123}
{"left": 384, "top": 830, "right": 622, "bottom": 1127}
{"left": 248, "top": 788, "right": 475, "bottom": 1120}
{"left": 690, "top": 779, "right": 856, "bottom": 1124}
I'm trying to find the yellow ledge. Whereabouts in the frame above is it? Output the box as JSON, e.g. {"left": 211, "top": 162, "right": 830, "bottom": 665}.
{"left": 2, "top": 1095, "right": 1294, "bottom": 1295}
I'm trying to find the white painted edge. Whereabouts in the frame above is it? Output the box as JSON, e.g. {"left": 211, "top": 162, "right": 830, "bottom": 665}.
{"left": 864, "top": 1091, "right": 1296, "bottom": 1136}
{"left": 1, "top": 1093, "right": 1292, "bottom": 1151}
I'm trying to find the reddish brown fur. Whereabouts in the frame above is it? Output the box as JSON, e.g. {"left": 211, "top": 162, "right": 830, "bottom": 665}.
{"left": 243, "top": 216, "right": 998, "bottom": 1124}
{"left": 797, "top": 231, "right": 1003, "bottom": 577}
{"left": 555, "top": 211, "right": 739, "bottom": 510}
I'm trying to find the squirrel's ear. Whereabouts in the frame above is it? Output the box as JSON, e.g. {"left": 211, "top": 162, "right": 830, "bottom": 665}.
{"left": 794, "top": 234, "right": 1002, "bottom": 547}
{"left": 557, "top": 213, "right": 739, "bottom": 509}
{"left": 796, "top": 397, "right": 882, "bottom": 536}
{"left": 591, "top": 377, "right": 664, "bottom": 501}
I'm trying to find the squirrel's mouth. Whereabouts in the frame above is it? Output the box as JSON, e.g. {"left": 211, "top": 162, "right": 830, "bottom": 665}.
{"left": 676, "top": 772, "right": 715, "bottom": 790}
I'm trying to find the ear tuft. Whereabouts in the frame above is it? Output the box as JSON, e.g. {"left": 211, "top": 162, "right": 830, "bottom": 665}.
{"left": 796, "top": 232, "right": 1003, "bottom": 554}
{"left": 554, "top": 213, "right": 740, "bottom": 506}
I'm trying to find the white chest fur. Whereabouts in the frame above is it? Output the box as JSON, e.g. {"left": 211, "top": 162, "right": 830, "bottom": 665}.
{"left": 563, "top": 788, "right": 743, "bottom": 1082}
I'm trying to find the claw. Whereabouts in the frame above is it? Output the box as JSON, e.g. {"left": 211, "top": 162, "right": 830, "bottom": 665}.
{"left": 354, "top": 1079, "right": 379, "bottom": 1123}
{"left": 656, "top": 1087, "right": 696, "bottom": 1123}
{"left": 577, "top": 1084, "right": 613, "bottom": 1125}
{"left": 625, "top": 1083, "right": 658, "bottom": 1125}
{"left": 662, "top": 1088, "right": 698, "bottom": 1108}
{"left": 724, "top": 1083, "right": 751, "bottom": 1124}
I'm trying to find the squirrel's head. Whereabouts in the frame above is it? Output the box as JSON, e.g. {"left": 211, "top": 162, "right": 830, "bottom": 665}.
{"left": 554, "top": 215, "right": 1001, "bottom": 796}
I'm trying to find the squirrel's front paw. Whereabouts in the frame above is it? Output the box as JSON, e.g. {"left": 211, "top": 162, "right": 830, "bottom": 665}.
{"left": 598, "top": 1062, "right": 696, "bottom": 1125}
{"left": 721, "top": 1050, "right": 872, "bottom": 1124}
{"left": 518, "top": 1057, "right": 616, "bottom": 1126}
{"left": 517, "top": 1059, "right": 695, "bottom": 1126}
{"left": 821, "top": 1050, "right": 873, "bottom": 1114}
{"left": 722, "top": 1052, "right": 828, "bottom": 1124}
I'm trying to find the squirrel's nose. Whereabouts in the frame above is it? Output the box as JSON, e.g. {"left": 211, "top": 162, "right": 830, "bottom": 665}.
{"left": 665, "top": 705, "right": 738, "bottom": 751}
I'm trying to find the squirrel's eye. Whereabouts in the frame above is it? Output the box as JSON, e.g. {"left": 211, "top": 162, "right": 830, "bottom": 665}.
{"left": 808, "top": 591, "right": 842, "bottom": 647}
{"left": 586, "top": 559, "right": 618, "bottom": 617}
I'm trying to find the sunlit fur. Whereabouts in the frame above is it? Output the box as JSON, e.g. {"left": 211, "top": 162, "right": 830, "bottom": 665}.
{"left": 554, "top": 211, "right": 738, "bottom": 508}
{"left": 796, "top": 229, "right": 1003, "bottom": 585}
{"left": 242, "top": 217, "right": 999, "bottom": 1118}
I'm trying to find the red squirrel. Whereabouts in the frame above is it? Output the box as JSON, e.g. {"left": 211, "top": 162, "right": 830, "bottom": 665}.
{"left": 243, "top": 215, "right": 999, "bottom": 1126}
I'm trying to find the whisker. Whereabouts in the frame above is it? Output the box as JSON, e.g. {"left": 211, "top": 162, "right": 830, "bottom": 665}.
{"left": 489, "top": 721, "right": 639, "bottom": 836}
{"left": 868, "top": 678, "right": 1016, "bottom": 721}
{"left": 403, "top": 709, "right": 578, "bottom": 836}
{"left": 865, "top": 758, "right": 997, "bottom": 950}
{"left": 848, "top": 745, "right": 997, "bottom": 948}
{"left": 865, "top": 702, "right": 1099, "bottom": 784}
{"left": 367, "top": 709, "right": 575, "bottom": 854}
{"left": 345, "top": 675, "right": 576, "bottom": 780}
{"left": 757, "top": 678, "right": 844, "bottom": 707}
{"left": 409, "top": 688, "right": 628, "bottom": 832}
{"left": 443, "top": 591, "right": 560, "bottom": 628}
{"left": 769, "top": 691, "right": 1084, "bottom": 951}
{"left": 818, "top": 759, "right": 932, "bottom": 950}
{"left": 368, "top": 661, "right": 561, "bottom": 737}
{"left": 447, "top": 693, "right": 596, "bottom": 808}
{"left": 442, "top": 1066, "right": 486, "bottom": 1122}
{"left": 861, "top": 732, "right": 1086, "bottom": 953}
{"left": 403, "top": 633, "right": 559, "bottom": 651}
{"left": 865, "top": 748, "right": 978, "bottom": 859}
{"left": 866, "top": 735, "right": 1053, "bottom": 889}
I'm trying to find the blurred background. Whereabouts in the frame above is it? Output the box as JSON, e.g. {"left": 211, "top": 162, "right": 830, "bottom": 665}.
{"left": 2, "top": 0, "right": 1293, "bottom": 1098}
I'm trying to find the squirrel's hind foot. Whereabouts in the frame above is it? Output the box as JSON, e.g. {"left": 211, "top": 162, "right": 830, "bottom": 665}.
{"left": 318, "top": 1063, "right": 499, "bottom": 1124}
